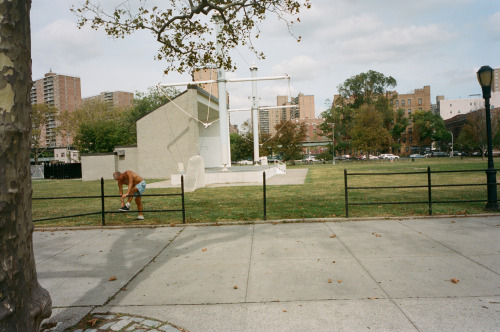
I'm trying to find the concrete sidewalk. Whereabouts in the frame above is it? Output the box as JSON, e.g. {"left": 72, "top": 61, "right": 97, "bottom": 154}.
{"left": 36, "top": 216, "right": 500, "bottom": 331}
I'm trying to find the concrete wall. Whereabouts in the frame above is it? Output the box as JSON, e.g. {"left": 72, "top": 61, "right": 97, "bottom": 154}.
{"left": 114, "top": 145, "right": 138, "bottom": 173}
{"left": 81, "top": 153, "right": 115, "bottom": 181}
{"left": 137, "top": 88, "right": 219, "bottom": 179}
{"left": 196, "top": 93, "right": 221, "bottom": 168}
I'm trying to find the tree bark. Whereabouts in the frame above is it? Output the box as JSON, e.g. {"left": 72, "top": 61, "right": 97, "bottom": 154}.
{"left": 0, "top": 1, "right": 52, "bottom": 331}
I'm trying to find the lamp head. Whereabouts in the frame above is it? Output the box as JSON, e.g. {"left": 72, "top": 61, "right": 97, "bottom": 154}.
{"left": 477, "top": 65, "right": 493, "bottom": 99}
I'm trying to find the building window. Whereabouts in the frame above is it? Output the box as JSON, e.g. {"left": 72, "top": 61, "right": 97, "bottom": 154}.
{"left": 409, "top": 137, "right": 413, "bottom": 142}
{"left": 408, "top": 117, "right": 412, "bottom": 124}
{"left": 408, "top": 109, "right": 411, "bottom": 115}
{"left": 418, "top": 98, "right": 422, "bottom": 105}
{"left": 406, "top": 147, "right": 409, "bottom": 152}
{"left": 396, "top": 100, "right": 399, "bottom": 107}
{"left": 408, "top": 99, "right": 411, "bottom": 106}
{"left": 403, "top": 137, "right": 406, "bottom": 143}
{"left": 409, "top": 127, "right": 412, "bottom": 134}
{"left": 401, "top": 100, "right": 405, "bottom": 106}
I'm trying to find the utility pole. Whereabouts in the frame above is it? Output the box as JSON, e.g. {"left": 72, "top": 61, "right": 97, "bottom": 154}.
{"left": 250, "top": 64, "right": 259, "bottom": 164}
{"left": 216, "top": 18, "right": 230, "bottom": 170}
{"left": 332, "top": 123, "right": 335, "bottom": 165}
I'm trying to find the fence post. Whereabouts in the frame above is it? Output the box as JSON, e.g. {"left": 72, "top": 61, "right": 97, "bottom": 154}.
{"left": 181, "top": 175, "right": 186, "bottom": 224}
{"left": 263, "top": 172, "right": 267, "bottom": 221}
{"left": 344, "top": 168, "right": 349, "bottom": 218}
{"left": 427, "top": 166, "right": 432, "bottom": 215}
{"left": 101, "top": 177, "right": 105, "bottom": 226}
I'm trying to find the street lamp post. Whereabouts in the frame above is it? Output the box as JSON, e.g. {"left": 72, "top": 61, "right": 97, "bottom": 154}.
{"left": 449, "top": 131, "right": 453, "bottom": 157}
{"left": 477, "top": 65, "right": 498, "bottom": 210}
{"left": 332, "top": 123, "right": 335, "bottom": 165}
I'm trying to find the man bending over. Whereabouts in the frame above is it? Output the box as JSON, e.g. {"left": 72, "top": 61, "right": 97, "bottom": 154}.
{"left": 113, "top": 170, "right": 146, "bottom": 220}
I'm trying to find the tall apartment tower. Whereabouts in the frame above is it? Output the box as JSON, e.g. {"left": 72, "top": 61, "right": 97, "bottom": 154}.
{"left": 31, "top": 71, "right": 82, "bottom": 147}
{"left": 261, "top": 93, "right": 317, "bottom": 136}
{"left": 493, "top": 68, "right": 500, "bottom": 93}
{"left": 83, "top": 91, "right": 134, "bottom": 109}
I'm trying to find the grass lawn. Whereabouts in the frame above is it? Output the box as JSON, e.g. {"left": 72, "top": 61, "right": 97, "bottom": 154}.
{"left": 32, "top": 157, "right": 500, "bottom": 227}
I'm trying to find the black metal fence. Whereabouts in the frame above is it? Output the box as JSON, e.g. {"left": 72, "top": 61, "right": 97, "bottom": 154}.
{"left": 344, "top": 167, "right": 497, "bottom": 217}
{"left": 44, "top": 163, "right": 82, "bottom": 179}
{"left": 33, "top": 176, "right": 185, "bottom": 225}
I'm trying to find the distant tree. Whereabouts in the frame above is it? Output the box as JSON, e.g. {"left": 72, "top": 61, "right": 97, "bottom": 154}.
{"left": 230, "top": 120, "right": 253, "bottom": 162}
{"left": 274, "top": 120, "right": 307, "bottom": 162}
{"left": 0, "top": 2, "right": 52, "bottom": 330}
{"left": 260, "top": 132, "right": 277, "bottom": 158}
{"left": 31, "top": 103, "right": 58, "bottom": 164}
{"left": 351, "top": 104, "right": 392, "bottom": 154}
{"left": 412, "top": 110, "right": 450, "bottom": 153}
{"left": 73, "top": 0, "right": 311, "bottom": 74}
{"left": 456, "top": 110, "right": 500, "bottom": 157}
{"left": 336, "top": 70, "right": 397, "bottom": 108}
{"left": 322, "top": 71, "right": 397, "bottom": 155}
{"left": 390, "top": 108, "right": 409, "bottom": 151}
{"left": 72, "top": 99, "right": 131, "bottom": 153}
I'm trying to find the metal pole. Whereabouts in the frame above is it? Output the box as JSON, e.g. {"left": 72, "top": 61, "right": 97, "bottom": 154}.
{"left": 450, "top": 131, "right": 453, "bottom": 157}
{"left": 216, "top": 18, "right": 231, "bottom": 170}
{"left": 251, "top": 65, "right": 260, "bottom": 164}
{"left": 101, "top": 177, "right": 105, "bottom": 226}
{"left": 344, "top": 169, "right": 349, "bottom": 218}
{"left": 484, "top": 96, "right": 498, "bottom": 209}
{"left": 263, "top": 172, "right": 267, "bottom": 220}
{"left": 181, "top": 175, "right": 186, "bottom": 223}
{"left": 332, "top": 123, "right": 335, "bottom": 165}
{"left": 427, "top": 167, "right": 432, "bottom": 215}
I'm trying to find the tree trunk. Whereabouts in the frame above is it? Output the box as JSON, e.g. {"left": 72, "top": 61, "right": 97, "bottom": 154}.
{"left": 0, "top": 1, "right": 52, "bottom": 331}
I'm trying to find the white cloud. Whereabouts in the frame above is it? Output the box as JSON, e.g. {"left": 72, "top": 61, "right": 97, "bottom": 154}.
{"left": 335, "top": 24, "right": 455, "bottom": 63}
{"left": 33, "top": 19, "right": 104, "bottom": 64}
{"left": 271, "top": 55, "right": 324, "bottom": 81}
{"left": 486, "top": 11, "right": 500, "bottom": 40}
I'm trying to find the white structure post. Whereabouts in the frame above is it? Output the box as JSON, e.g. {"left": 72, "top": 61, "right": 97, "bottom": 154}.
{"left": 216, "top": 19, "right": 231, "bottom": 169}
{"left": 250, "top": 65, "right": 260, "bottom": 164}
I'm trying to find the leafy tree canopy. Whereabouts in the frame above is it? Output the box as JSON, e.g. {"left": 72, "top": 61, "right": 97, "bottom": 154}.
{"left": 350, "top": 104, "right": 392, "bottom": 153}
{"left": 336, "top": 70, "right": 397, "bottom": 108}
{"left": 273, "top": 120, "right": 307, "bottom": 162}
{"left": 72, "top": 0, "right": 311, "bottom": 74}
{"left": 70, "top": 99, "right": 132, "bottom": 153}
{"left": 412, "top": 110, "right": 450, "bottom": 144}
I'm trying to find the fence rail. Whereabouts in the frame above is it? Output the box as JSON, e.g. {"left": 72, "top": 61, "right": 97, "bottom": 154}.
{"left": 344, "top": 167, "right": 498, "bottom": 218}
{"left": 33, "top": 176, "right": 185, "bottom": 225}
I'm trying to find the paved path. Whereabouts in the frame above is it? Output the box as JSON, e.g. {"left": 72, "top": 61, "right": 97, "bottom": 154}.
{"left": 36, "top": 216, "right": 500, "bottom": 331}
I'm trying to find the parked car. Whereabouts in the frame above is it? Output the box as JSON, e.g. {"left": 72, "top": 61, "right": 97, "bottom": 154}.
{"left": 472, "top": 151, "right": 482, "bottom": 157}
{"left": 380, "top": 154, "right": 399, "bottom": 160}
{"left": 368, "top": 154, "right": 379, "bottom": 160}
{"left": 409, "top": 154, "right": 426, "bottom": 158}
{"left": 340, "top": 154, "right": 351, "bottom": 160}
{"left": 431, "top": 151, "right": 448, "bottom": 157}
{"left": 237, "top": 160, "right": 253, "bottom": 165}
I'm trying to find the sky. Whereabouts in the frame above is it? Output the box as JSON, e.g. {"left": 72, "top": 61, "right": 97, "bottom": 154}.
{"left": 31, "top": 0, "right": 500, "bottom": 126}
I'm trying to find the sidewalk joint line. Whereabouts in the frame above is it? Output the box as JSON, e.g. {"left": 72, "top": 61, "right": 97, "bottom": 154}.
{"left": 325, "top": 223, "right": 422, "bottom": 332}
{"left": 244, "top": 224, "right": 255, "bottom": 302}
{"left": 101, "top": 227, "right": 186, "bottom": 307}
{"left": 399, "top": 220, "right": 500, "bottom": 277}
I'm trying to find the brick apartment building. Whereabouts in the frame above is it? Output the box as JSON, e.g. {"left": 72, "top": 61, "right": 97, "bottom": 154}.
{"left": 31, "top": 71, "right": 82, "bottom": 148}
{"left": 83, "top": 91, "right": 134, "bottom": 109}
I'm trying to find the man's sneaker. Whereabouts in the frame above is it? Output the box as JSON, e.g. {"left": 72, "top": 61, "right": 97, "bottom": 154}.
{"left": 136, "top": 215, "right": 144, "bottom": 220}
{"left": 119, "top": 205, "right": 129, "bottom": 212}
{"left": 125, "top": 202, "right": 131, "bottom": 209}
